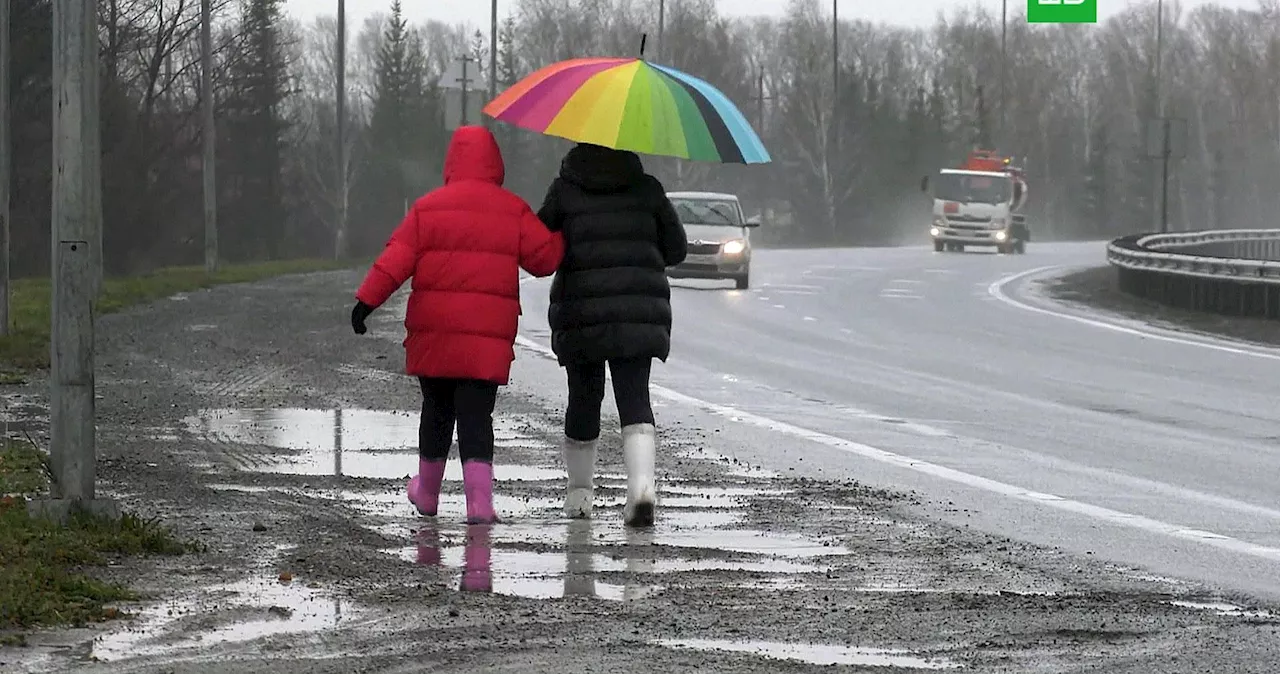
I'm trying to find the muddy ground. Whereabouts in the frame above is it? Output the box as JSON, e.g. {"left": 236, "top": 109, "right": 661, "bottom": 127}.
{"left": 1044, "top": 265, "right": 1280, "bottom": 347}
{"left": 3, "top": 269, "right": 1280, "bottom": 673}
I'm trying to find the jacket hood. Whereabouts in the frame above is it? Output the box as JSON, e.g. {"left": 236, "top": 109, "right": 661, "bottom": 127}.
{"left": 443, "top": 126, "right": 505, "bottom": 185}
{"left": 558, "top": 143, "right": 646, "bottom": 193}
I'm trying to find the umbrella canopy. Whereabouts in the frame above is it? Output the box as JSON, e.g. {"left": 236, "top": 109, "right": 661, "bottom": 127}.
{"left": 483, "top": 57, "right": 771, "bottom": 164}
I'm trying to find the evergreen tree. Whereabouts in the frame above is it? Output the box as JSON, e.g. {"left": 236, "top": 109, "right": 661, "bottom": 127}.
{"left": 494, "top": 15, "right": 532, "bottom": 199}
{"left": 350, "top": 0, "right": 434, "bottom": 255}
{"left": 220, "top": 0, "right": 292, "bottom": 261}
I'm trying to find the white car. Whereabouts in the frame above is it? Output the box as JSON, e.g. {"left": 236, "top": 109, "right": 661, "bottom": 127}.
{"left": 665, "top": 191, "right": 759, "bottom": 290}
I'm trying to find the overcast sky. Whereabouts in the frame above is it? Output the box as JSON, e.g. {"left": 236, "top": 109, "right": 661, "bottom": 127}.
{"left": 283, "top": 0, "right": 1266, "bottom": 33}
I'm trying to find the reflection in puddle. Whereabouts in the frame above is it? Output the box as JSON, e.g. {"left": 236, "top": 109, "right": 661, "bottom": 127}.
{"left": 401, "top": 522, "right": 658, "bottom": 601}
{"left": 390, "top": 507, "right": 840, "bottom": 601}
{"left": 93, "top": 577, "right": 353, "bottom": 661}
{"left": 657, "top": 639, "right": 961, "bottom": 669}
{"left": 183, "top": 408, "right": 558, "bottom": 479}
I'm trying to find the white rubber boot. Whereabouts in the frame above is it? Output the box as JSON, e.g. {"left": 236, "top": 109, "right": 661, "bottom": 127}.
{"left": 621, "top": 423, "right": 657, "bottom": 528}
{"left": 562, "top": 437, "right": 597, "bottom": 519}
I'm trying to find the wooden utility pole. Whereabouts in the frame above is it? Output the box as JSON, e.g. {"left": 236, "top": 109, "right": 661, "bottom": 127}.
{"left": 201, "top": 0, "right": 218, "bottom": 272}
{"left": 0, "top": 0, "right": 10, "bottom": 335}
{"left": 752, "top": 69, "right": 773, "bottom": 135}
{"left": 334, "top": 0, "right": 347, "bottom": 259}
{"left": 459, "top": 54, "right": 475, "bottom": 126}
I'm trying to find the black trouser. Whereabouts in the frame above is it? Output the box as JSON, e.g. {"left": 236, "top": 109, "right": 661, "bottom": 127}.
{"left": 564, "top": 358, "right": 655, "bottom": 441}
{"left": 418, "top": 377, "right": 499, "bottom": 463}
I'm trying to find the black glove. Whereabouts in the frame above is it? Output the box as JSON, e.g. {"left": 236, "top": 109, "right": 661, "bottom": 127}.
{"left": 351, "top": 301, "right": 373, "bottom": 335}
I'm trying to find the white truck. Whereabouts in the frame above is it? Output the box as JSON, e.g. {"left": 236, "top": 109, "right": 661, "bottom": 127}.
{"left": 921, "top": 150, "right": 1029, "bottom": 254}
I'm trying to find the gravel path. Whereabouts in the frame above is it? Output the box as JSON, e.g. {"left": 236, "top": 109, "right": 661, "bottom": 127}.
{"left": 2, "top": 269, "right": 1278, "bottom": 673}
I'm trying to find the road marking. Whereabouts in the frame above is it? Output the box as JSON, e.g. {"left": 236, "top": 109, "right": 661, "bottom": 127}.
{"left": 803, "top": 316, "right": 817, "bottom": 322}
{"left": 512, "top": 331, "right": 1280, "bottom": 564}
{"left": 772, "top": 304, "right": 786, "bottom": 309}
{"left": 763, "top": 283, "right": 822, "bottom": 290}
{"left": 889, "top": 279, "right": 924, "bottom": 285}
{"left": 988, "top": 267, "right": 1280, "bottom": 362}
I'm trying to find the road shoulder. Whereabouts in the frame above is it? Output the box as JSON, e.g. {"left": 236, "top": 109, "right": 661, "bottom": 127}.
{"left": 1039, "top": 265, "right": 1280, "bottom": 347}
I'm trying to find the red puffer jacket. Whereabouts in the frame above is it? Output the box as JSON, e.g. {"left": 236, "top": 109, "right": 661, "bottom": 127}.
{"left": 355, "top": 126, "right": 564, "bottom": 384}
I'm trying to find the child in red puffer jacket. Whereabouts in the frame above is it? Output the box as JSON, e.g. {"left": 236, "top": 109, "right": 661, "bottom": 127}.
{"left": 350, "top": 125, "right": 563, "bottom": 524}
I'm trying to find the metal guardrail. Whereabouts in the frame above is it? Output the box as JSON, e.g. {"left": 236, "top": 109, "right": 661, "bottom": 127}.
{"left": 1105, "top": 229, "right": 1280, "bottom": 318}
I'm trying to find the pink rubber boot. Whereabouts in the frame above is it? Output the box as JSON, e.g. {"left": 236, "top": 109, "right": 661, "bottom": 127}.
{"left": 407, "top": 459, "right": 447, "bottom": 517}
{"left": 462, "top": 460, "right": 498, "bottom": 524}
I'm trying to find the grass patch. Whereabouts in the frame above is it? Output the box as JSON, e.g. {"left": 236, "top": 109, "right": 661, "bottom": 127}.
{"left": 0, "top": 439, "right": 197, "bottom": 630}
{"left": 0, "top": 258, "right": 353, "bottom": 382}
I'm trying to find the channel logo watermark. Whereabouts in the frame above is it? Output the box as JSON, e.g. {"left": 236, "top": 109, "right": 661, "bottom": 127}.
{"left": 1027, "top": 0, "right": 1097, "bottom": 23}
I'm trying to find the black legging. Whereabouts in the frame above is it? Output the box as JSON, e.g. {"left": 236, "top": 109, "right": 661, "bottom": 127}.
{"left": 564, "top": 358, "right": 656, "bottom": 441}
{"left": 418, "top": 377, "right": 499, "bottom": 463}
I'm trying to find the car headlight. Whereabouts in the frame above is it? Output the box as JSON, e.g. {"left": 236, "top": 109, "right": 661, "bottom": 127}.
{"left": 722, "top": 239, "right": 746, "bottom": 255}
{"left": 995, "top": 231, "right": 1008, "bottom": 241}
{"left": 930, "top": 227, "right": 941, "bottom": 237}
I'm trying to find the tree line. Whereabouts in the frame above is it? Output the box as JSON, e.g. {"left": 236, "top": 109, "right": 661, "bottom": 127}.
{"left": 6, "top": 0, "right": 1280, "bottom": 277}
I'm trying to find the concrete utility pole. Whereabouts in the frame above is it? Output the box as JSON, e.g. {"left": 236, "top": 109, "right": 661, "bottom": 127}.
{"left": 83, "top": 0, "right": 101, "bottom": 293}
{"left": 201, "top": 0, "right": 217, "bottom": 272}
{"left": 1151, "top": 0, "right": 1164, "bottom": 233}
{"left": 830, "top": 0, "right": 839, "bottom": 239}
{"left": 657, "top": 0, "right": 664, "bottom": 62}
{"left": 999, "top": 0, "right": 1007, "bottom": 148}
{"left": 35, "top": 0, "right": 116, "bottom": 521}
{"left": 0, "top": 0, "right": 10, "bottom": 336}
{"left": 488, "top": 0, "right": 497, "bottom": 115}
{"left": 334, "top": 0, "right": 347, "bottom": 259}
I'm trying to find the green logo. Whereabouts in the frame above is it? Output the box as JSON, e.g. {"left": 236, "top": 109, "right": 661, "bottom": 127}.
{"left": 1027, "top": 0, "right": 1097, "bottom": 23}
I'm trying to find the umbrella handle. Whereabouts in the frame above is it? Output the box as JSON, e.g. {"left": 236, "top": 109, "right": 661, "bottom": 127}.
{"left": 640, "top": 33, "right": 647, "bottom": 59}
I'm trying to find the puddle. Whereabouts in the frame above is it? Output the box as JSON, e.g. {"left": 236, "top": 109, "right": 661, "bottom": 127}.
{"left": 657, "top": 639, "right": 961, "bottom": 668}
{"left": 387, "top": 517, "right": 834, "bottom": 601}
{"left": 183, "top": 408, "right": 559, "bottom": 479}
{"left": 93, "top": 576, "right": 354, "bottom": 661}
{"left": 660, "top": 528, "right": 848, "bottom": 558}
{"left": 1169, "top": 600, "right": 1273, "bottom": 618}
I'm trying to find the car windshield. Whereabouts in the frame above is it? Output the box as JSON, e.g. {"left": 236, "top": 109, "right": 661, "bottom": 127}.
{"left": 933, "top": 173, "right": 1012, "bottom": 205}
{"left": 671, "top": 198, "right": 741, "bottom": 226}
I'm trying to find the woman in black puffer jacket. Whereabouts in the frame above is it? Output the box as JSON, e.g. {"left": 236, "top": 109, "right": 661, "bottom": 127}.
{"left": 536, "top": 142, "right": 687, "bottom": 528}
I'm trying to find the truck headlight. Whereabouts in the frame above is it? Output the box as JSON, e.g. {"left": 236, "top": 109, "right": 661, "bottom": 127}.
{"left": 930, "top": 227, "right": 941, "bottom": 237}
{"left": 722, "top": 239, "right": 746, "bottom": 255}
{"left": 995, "top": 231, "right": 1008, "bottom": 241}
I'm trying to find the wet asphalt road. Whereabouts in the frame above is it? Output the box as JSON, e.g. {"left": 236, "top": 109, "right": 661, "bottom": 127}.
{"left": 518, "top": 242, "right": 1280, "bottom": 601}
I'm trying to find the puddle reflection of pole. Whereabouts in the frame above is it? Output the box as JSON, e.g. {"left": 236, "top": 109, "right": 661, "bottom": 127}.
{"left": 624, "top": 528, "right": 654, "bottom": 602}
{"left": 564, "top": 519, "right": 595, "bottom": 597}
{"left": 332, "top": 409, "right": 343, "bottom": 479}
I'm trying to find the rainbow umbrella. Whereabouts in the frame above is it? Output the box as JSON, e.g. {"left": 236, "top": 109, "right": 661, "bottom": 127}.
{"left": 482, "top": 56, "right": 770, "bottom": 164}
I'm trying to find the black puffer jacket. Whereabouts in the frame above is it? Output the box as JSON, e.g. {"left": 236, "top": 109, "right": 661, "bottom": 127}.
{"left": 536, "top": 144, "right": 687, "bottom": 365}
